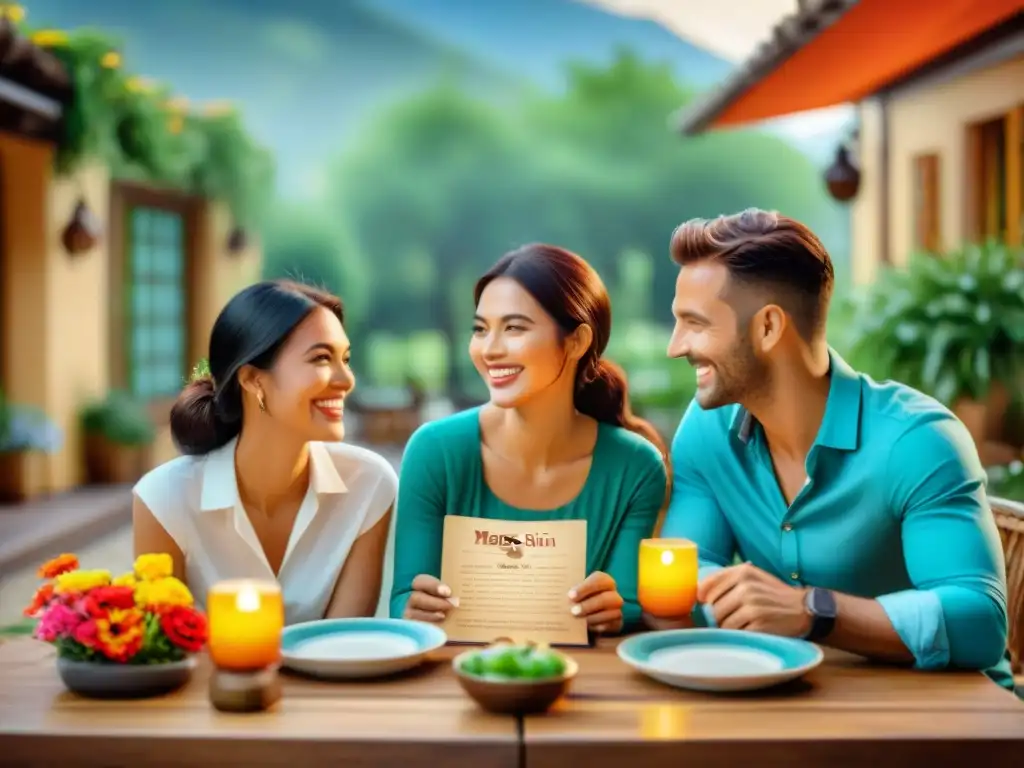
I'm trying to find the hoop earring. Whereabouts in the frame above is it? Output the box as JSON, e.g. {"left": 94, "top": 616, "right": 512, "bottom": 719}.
{"left": 257, "top": 392, "right": 266, "bottom": 413}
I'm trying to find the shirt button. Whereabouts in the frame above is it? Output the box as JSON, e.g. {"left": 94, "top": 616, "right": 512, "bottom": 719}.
{"left": 782, "top": 523, "right": 794, "bottom": 532}
{"left": 790, "top": 572, "right": 800, "bottom": 581}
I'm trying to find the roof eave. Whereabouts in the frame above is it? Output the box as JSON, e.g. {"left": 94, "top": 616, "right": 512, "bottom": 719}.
{"left": 673, "top": 0, "right": 859, "bottom": 135}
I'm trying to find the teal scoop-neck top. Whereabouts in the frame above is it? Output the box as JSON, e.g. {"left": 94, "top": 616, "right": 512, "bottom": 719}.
{"left": 389, "top": 407, "right": 668, "bottom": 629}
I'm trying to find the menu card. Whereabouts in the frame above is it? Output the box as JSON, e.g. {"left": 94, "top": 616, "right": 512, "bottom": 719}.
{"left": 439, "top": 516, "right": 589, "bottom": 646}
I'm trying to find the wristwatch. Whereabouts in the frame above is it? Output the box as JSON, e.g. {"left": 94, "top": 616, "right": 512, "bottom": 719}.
{"left": 803, "top": 587, "right": 837, "bottom": 642}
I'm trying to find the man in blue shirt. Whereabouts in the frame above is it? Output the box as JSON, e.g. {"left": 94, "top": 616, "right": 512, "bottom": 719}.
{"left": 658, "top": 208, "right": 1012, "bottom": 689}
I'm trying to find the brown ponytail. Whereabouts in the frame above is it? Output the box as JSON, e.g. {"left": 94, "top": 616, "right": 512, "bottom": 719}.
{"left": 574, "top": 357, "right": 667, "bottom": 459}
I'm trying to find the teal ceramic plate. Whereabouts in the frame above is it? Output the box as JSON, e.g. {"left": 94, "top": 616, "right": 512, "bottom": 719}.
{"left": 281, "top": 618, "right": 447, "bottom": 679}
{"left": 617, "top": 629, "right": 823, "bottom": 692}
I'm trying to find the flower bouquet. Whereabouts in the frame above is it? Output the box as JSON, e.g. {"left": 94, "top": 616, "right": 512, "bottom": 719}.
{"left": 23, "top": 552, "right": 208, "bottom": 698}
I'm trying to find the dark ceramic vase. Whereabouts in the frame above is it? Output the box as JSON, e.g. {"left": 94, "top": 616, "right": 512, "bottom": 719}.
{"left": 56, "top": 656, "right": 197, "bottom": 699}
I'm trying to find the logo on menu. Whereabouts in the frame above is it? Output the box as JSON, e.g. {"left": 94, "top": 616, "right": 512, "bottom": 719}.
{"left": 474, "top": 530, "right": 556, "bottom": 558}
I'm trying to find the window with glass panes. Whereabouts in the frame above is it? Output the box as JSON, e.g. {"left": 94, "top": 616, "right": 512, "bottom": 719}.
{"left": 126, "top": 206, "right": 187, "bottom": 399}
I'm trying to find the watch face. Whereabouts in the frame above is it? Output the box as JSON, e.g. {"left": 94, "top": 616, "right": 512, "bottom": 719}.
{"left": 809, "top": 588, "right": 838, "bottom": 619}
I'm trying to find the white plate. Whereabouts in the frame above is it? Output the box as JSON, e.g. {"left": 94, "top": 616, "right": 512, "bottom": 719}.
{"left": 618, "top": 629, "right": 824, "bottom": 692}
{"left": 280, "top": 618, "right": 447, "bottom": 679}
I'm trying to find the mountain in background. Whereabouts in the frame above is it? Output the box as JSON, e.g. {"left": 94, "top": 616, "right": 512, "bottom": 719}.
{"left": 26, "top": 0, "right": 525, "bottom": 196}
{"left": 368, "top": 0, "right": 733, "bottom": 90}
{"left": 25, "top": 0, "right": 838, "bottom": 198}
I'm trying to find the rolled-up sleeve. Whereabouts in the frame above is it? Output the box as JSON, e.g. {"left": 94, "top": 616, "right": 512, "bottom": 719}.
{"left": 879, "top": 415, "right": 1008, "bottom": 670}
{"left": 661, "top": 401, "right": 737, "bottom": 625}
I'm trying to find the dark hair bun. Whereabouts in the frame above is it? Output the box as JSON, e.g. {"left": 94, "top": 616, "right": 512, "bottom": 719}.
{"left": 170, "top": 377, "right": 234, "bottom": 456}
{"left": 173, "top": 280, "right": 345, "bottom": 456}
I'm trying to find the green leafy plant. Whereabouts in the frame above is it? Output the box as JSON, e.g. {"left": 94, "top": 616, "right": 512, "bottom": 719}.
{"left": 14, "top": 21, "right": 273, "bottom": 228}
{"left": 80, "top": 391, "right": 155, "bottom": 447}
{"left": 988, "top": 461, "right": 1024, "bottom": 502}
{"left": 845, "top": 241, "right": 1024, "bottom": 405}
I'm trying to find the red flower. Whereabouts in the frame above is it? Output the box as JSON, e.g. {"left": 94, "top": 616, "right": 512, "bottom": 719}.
{"left": 38, "top": 554, "right": 79, "bottom": 579}
{"left": 23, "top": 582, "right": 55, "bottom": 617}
{"left": 160, "top": 606, "right": 208, "bottom": 652}
{"left": 73, "top": 619, "right": 99, "bottom": 649}
{"left": 82, "top": 586, "right": 136, "bottom": 618}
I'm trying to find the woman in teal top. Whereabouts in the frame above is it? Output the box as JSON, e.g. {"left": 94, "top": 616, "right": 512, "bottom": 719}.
{"left": 390, "top": 244, "right": 669, "bottom": 634}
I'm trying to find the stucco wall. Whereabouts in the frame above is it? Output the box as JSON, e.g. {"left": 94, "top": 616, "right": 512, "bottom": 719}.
{"left": 0, "top": 133, "right": 261, "bottom": 492}
{"left": 851, "top": 54, "right": 1024, "bottom": 285}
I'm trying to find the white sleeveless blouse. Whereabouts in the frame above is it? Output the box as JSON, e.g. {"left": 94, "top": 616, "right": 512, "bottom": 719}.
{"left": 133, "top": 438, "right": 397, "bottom": 625}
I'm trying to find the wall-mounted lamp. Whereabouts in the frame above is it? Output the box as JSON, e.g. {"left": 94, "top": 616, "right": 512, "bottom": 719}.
{"left": 824, "top": 143, "right": 860, "bottom": 203}
{"left": 61, "top": 198, "right": 102, "bottom": 255}
{"left": 226, "top": 225, "right": 247, "bottom": 255}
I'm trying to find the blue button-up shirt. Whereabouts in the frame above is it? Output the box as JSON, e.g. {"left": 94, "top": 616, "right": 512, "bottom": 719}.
{"left": 662, "top": 351, "right": 1012, "bottom": 689}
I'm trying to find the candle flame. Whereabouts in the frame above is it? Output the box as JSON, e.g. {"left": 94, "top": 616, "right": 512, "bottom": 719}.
{"left": 660, "top": 550, "right": 674, "bottom": 566}
{"left": 235, "top": 585, "right": 261, "bottom": 613}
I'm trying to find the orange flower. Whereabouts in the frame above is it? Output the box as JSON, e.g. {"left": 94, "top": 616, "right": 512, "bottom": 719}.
{"left": 94, "top": 608, "right": 145, "bottom": 662}
{"left": 22, "top": 582, "right": 54, "bottom": 617}
{"left": 38, "top": 554, "right": 79, "bottom": 579}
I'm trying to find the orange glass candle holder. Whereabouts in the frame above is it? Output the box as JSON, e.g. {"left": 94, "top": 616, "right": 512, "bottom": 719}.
{"left": 638, "top": 538, "right": 698, "bottom": 619}
{"left": 207, "top": 579, "right": 284, "bottom": 672}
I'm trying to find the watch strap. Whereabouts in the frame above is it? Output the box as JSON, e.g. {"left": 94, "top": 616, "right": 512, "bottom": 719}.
{"left": 804, "top": 587, "right": 837, "bottom": 642}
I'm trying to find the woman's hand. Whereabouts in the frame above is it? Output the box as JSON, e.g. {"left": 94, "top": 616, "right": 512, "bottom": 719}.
{"left": 569, "top": 571, "right": 624, "bottom": 634}
{"left": 402, "top": 574, "right": 457, "bottom": 623}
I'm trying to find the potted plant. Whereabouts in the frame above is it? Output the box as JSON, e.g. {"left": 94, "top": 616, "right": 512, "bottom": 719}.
{"left": 988, "top": 460, "right": 1024, "bottom": 503}
{"left": 22, "top": 552, "right": 208, "bottom": 698}
{"left": 845, "top": 241, "right": 1024, "bottom": 464}
{"left": 0, "top": 389, "right": 63, "bottom": 501}
{"left": 80, "top": 390, "right": 156, "bottom": 484}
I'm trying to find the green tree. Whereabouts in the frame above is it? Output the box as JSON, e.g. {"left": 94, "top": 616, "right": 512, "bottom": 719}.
{"left": 262, "top": 204, "right": 371, "bottom": 337}
{"left": 325, "top": 49, "right": 847, "bottom": 396}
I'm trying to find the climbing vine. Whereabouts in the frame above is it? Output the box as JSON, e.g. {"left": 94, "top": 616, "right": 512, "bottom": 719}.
{"left": 6, "top": 8, "right": 273, "bottom": 229}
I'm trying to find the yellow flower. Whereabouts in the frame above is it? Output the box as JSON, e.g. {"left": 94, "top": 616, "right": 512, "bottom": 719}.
{"left": 135, "top": 576, "right": 193, "bottom": 609}
{"left": 100, "top": 51, "right": 121, "bottom": 69}
{"left": 134, "top": 553, "right": 173, "bottom": 581}
{"left": 94, "top": 608, "right": 145, "bottom": 662}
{"left": 112, "top": 572, "right": 137, "bottom": 588}
{"left": 125, "top": 76, "right": 156, "bottom": 93}
{"left": 168, "top": 115, "right": 183, "bottom": 134}
{"left": 53, "top": 569, "right": 111, "bottom": 594}
{"left": 30, "top": 30, "right": 67, "bottom": 47}
{"left": 0, "top": 5, "right": 26, "bottom": 23}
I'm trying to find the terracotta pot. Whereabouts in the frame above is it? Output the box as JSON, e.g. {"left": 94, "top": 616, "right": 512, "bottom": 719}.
{"left": 984, "top": 381, "right": 1012, "bottom": 443}
{"left": 954, "top": 398, "right": 988, "bottom": 449}
{"left": 954, "top": 380, "right": 1017, "bottom": 465}
{"left": 0, "top": 450, "right": 47, "bottom": 502}
{"left": 84, "top": 434, "right": 151, "bottom": 485}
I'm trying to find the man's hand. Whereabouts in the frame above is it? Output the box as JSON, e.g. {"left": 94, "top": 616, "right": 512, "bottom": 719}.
{"left": 698, "top": 563, "right": 811, "bottom": 637}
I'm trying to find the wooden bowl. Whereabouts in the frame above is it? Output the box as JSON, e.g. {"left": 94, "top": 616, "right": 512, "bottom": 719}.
{"left": 452, "top": 648, "right": 578, "bottom": 714}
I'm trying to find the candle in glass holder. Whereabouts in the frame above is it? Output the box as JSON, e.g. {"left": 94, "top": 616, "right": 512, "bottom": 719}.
{"left": 638, "top": 539, "right": 698, "bottom": 618}
{"left": 207, "top": 579, "right": 284, "bottom": 671}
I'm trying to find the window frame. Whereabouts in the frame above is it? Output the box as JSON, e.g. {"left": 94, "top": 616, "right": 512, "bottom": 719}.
{"left": 966, "top": 104, "right": 1023, "bottom": 248}
{"left": 912, "top": 152, "right": 942, "bottom": 254}
{"left": 108, "top": 182, "right": 199, "bottom": 423}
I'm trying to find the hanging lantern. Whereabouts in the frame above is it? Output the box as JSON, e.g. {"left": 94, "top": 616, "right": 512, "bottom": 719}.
{"left": 226, "top": 226, "right": 248, "bottom": 254}
{"left": 61, "top": 198, "right": 102, "bottom": 255}
{"left": 824, "top": 144, "right": 860, "bottom": 202}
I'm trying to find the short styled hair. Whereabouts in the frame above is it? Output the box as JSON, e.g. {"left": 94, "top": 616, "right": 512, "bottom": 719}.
{"left": 669, "top": 208, "right": 834, "bottom": 341}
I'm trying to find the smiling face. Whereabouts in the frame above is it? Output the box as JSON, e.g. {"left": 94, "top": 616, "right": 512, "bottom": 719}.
{"left": 666, "top": 261, "right": 767, "bottom": 409}
{"left": 470, "top": 277, "right": 582, "bottom": 409}
{"left": 244, "top": 306, "right": 355, "bottom": 442}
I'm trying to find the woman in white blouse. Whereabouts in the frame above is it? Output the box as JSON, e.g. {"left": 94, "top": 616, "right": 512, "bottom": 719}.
{"left": 133, "top": 280, "right": 397, "bottom": 625}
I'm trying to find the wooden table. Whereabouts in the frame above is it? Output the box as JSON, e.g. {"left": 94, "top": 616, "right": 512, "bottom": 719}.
{"left": 524, "top": 640, "right": 1024, "bottom": 767}
{"left": 2, "top": 637, "right": 1023, "bottom": 767}
{"left": 0, "top": 639, "right": 516, "bottom": 767}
